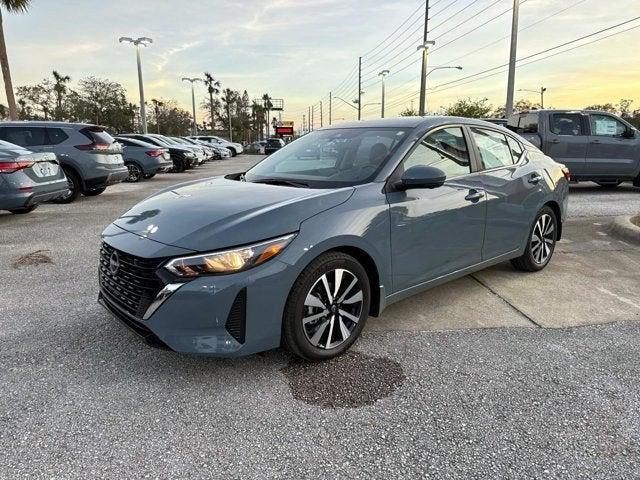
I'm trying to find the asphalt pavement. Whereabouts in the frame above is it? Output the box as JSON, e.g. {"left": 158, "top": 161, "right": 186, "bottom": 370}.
{"left": 1, "top": 157, "right": 639, "bottom": 479}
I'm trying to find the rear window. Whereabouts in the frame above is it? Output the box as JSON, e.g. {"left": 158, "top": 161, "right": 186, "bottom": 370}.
{"left": 507, "top": 113, "right": 538, "bottom": 133}
{"left": 80, "top": 126, "right": 115, "bottom": 145}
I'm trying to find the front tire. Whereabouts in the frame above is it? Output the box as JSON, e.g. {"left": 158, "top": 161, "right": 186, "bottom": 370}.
{"left": 283, "top": 252, "right": 370, "bottom": 361}
{"left": 511, "top": 206, "right": 558, "bottom": 272}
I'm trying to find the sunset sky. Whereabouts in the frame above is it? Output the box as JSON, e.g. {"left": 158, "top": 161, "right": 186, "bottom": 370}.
{"left": 3, "top": 0, "right": 639, "bottom": 126}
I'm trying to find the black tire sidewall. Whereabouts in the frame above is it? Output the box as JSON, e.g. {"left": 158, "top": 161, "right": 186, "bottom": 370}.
{"left": 53, "top": 168, "right": 80, "bottom": 204}
{"left": 125, "top": 162, "right": 142, "bottom": 182}
{"left": 524, "top": 206, "right": 558, "bottom": 271}
{"left": 284, "top": 252, "right": 371, "bottom": 361}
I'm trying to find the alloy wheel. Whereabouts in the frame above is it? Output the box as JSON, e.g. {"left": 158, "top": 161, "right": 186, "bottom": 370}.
{"left": 302, "top": 268, "right": 364, "bottom": 350}
{"left": 126, "top": 164, "right": 142, "bottom": 182}
{"left": 531, "top": 213, "right": 555, "bottom": 264}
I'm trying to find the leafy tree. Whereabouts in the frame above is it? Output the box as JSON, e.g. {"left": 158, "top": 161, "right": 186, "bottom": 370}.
{"left": 492, "top": 99, "right": 542, "bottom": 119}
{"left": 443, "top": 97, "right": 493, "bottom": 118}
{"left": 251, "top": 100, "right": 265, "bottom": 140}
{"left": 203, "top": 72, "right": 221, "bottom": 129}
{"left": 16, "top": 79, "right": 54, "bottom": 119}
{"left": 399, "top": 107, "right": 418, "bottom": 117}
{"left": 0, "top": 0, "right": 30, "bottom": 120}
{"left": 52, "top": 70, "right": 71, "bottom": 120}
{"left": 200, "top": 96, "right": 221, "bottom": 131}
{"left": 262, "top": 93, "right": 273, "bottom": 137}
{"left": 147, "top": 99, "right": 191, "bottom": 135}
{"left": 585, "top": 99, "right": 640, "bottom": 129}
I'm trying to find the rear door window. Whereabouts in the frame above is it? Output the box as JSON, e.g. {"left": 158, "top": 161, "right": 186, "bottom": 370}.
{"left": 469, "top": 128, "right": 514, "bottom": 169}
{"left": 550, "top": 114, "right": 584, "bottom": 136}
{"left": 0, "top": 126, "right": 48, "bottom": 148}
{"left": 506, "top": 136, "right": 524, "bottom": 163}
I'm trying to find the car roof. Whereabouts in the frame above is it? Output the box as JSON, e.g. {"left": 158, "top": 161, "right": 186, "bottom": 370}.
{"left": 115, "top": 136, "right": 156, "bottom": 148}
{"left": 0, "top": 120, "right": 96, "bottom": 128}
{"left": 317, "top": 116, "right": 518, "bottom": 131}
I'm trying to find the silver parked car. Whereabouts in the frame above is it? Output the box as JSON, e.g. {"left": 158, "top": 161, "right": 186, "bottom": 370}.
{"left": 0, "top": 140, "right": 68, "bottom": 214}
{"left": 191, "top": 135, "right": 243, "bottom": 156}
{"left": 0, "top": 122, "right": 128, "bottom": 203}
{"left": 114, "top": 137, "right": 173, "bottom": 182}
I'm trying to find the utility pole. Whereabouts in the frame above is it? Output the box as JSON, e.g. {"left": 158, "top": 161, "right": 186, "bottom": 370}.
{"left": 329, "top": 92, "right": 332, "bottom": 125}
{"left": 357, "top": 57, "right": 362, "bottom": 121}
{"left": 505, "top": 0, "right": 520, "bottom": 117}
{"left": 302, "top": 114, "right": 306, "bottom": 134}
{"left": 227, "top": 102, "right": 233, "bottom": 141}
{"left": 320, "top": 101, "right": 323, "bottom": 128}
{"left": 119, "top": 36, "right": 153, "bottom": 133}
{"left": 181, "top": 77, "right": 202, "bottom": 136}
{"left": 418, "top": 0, "right": 432, "bottom": 116}
{"left": 540, "top": 86, "right": 547, "bottom": 108}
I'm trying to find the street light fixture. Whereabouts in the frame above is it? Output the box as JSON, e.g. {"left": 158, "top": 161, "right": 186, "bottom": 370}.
{"left": 518, "top": 87, "right": 547, "bottom": 109}
{"left": 119, "top": 36, "right": 153, "bottom": 134}
{"left": 378, "top": 69, "right": 390, "bottom": 118}
{"left": 420, "top": 65, "right": 463, "bottom": 113}
{"left": 181, "top": 77, "right": 203, "bottom": 135}
{"left": 417, "top": 40, "right": 436, "bottom": 116}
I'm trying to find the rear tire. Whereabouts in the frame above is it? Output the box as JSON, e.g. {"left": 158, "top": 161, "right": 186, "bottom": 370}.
{"left": 511, "top": 206, "right": 558, "bottom": 272}
{"left": 125, "top": 162, "right": 143, "bottom": 182}
{"left": 83, "top": 187, "right": 106, "bottom": 196}
{"left": 172, "top": 158, "right": 185, "bottom": 173}
{"left": 283, "top": 252, "right": 370, "bottom": 361}
{"left": 228, "top": 148, "right": 237, "bottom": 157}
{"left": 9, "top": 205, "right": 38, "bottom": 214}
{"left": 51, "top": 168, "right": 80, "bottom": 204}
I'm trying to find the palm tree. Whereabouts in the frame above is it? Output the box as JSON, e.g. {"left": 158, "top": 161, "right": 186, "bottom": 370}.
{"left": 0, "top": 0, "right": 30, "bottom": 120}
{"left": 203, "top": 72, "right": 221, "bottom": 131}
{"left": 222, "top": 88, "right": 235, "bottom": 141}
{"left": 52, "top": 70, "right": 71, "bottom": 120}
{"left": 262, "top": 93, "right": 273, "bottom": 138}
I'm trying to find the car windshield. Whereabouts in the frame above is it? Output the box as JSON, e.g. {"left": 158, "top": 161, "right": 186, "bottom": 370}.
{"left": 244, "top": 128, "right": 409, "bottom": 188}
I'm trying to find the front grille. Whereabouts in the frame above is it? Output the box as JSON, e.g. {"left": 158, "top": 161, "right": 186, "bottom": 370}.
{"left": 99, "top": 242, "right": 164, "bottom": 318}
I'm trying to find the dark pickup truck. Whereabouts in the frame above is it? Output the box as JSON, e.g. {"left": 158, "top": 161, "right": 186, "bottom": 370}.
{"left": 507, "top": 110, "right": 640, "bottom": 187}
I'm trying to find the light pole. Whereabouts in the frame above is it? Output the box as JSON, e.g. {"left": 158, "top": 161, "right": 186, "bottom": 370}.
{"left": 422, "top": 65, "right": 463, "bottom": 113}
{"left": 518, "top": 87, "right": 547, "bottom": 108}
{"left": 182, "top": 77, "right": 202, "bottom": 136}
{"left": 119, "top": 36, "right": 153, "bottom": 134}
{"left": 417, "top": 41, "right": 436, "bottom": 116}
{"left": 378, "top": 70, "right": 389, "bottom": 118}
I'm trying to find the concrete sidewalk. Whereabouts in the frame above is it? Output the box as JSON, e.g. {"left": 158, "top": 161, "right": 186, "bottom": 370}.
{"left": 369, "top": 218, "right": 640, "bottom": 332}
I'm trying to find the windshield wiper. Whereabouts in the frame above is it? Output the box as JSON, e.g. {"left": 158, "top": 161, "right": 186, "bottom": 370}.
{"left": 250, "top": 178, "right": 309, "bottom": 188}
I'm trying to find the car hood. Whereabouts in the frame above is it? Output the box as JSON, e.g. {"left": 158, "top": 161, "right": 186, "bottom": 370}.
{"left": 113, "top": 177, "right": 354, "bottom": 252}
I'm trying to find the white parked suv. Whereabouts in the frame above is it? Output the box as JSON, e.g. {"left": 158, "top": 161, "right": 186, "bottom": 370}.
{"left": 191, "top": 136, "right": 243, "bottom": 157}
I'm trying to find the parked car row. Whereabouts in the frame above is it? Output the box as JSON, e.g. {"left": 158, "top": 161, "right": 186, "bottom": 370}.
{"left": 0, "top": 121, "right": 240, "bottom": 214}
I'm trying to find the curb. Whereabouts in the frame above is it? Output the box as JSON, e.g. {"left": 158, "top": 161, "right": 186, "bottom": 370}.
{"left": 608, "top": 215, "right": 640, "bottom": 245}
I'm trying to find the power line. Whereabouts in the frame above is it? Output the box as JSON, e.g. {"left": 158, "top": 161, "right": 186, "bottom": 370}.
{"left": 361, "top": 0, "right": 426, "bottom": 58}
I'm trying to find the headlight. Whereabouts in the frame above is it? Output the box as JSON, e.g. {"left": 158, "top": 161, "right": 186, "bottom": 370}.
{"left": 185, "top": 152, "right": 196, "bottom": 158}
{"left": 164, "top": 234, "right": 296, "bottom": 277}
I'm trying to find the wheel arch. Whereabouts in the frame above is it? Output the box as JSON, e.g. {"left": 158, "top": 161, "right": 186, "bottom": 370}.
{"left": 544, "top": 200, "right": 562, "bottom": 240}
{"left": 60, "top": 163, "right": 85, "bottom": 190}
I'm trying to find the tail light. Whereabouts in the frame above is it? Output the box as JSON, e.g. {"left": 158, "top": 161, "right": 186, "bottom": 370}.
{"left": 0, "top": 160, "right": 35, "bottom": 174}
{"left": 145, "top": 149, "right": 165, "bottom": 157}
{"left": 75, "top": 143, "right": 110, "bottom": 151}
{"left": 561, "top": 166, "right": 571, "bottom": 181}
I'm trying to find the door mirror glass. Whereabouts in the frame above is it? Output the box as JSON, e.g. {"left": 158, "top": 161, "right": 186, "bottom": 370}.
{"left": 400, "top": 165, "right": 446, "bottom": 190}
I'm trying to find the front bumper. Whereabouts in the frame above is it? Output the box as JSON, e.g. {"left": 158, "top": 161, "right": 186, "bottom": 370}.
{"left": 98, "top": 229, "right": 299, "bottom": 356}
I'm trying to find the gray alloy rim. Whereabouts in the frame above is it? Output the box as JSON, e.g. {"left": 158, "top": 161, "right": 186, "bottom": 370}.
{"left": 127, "top": 164, "right": 142, "bottom": 182}
{"left": 531, "top": 213, "right": 555, "bottom": 264}
{"left": 302, "top": 268, "right": 363, "bottom": 350}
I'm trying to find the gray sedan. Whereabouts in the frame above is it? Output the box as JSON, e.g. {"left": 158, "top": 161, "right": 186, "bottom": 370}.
{"left": 99, "top": 117, "right": 569, "bottom": 361}
{"left": 114, "top": 137, "right": 173, "bottom": 182}
{"left": 0, "top": 140, "right": 68, "bottom": 214}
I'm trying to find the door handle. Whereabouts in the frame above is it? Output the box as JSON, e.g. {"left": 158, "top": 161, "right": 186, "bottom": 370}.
{"left": 529, "top": 173, "right": 543, "bottom": 184}
{"left": 465, "top": 190, "right": 484, "bottom": 202}
{"left": 550, "top": 139, "right": 560, "bottom": 144}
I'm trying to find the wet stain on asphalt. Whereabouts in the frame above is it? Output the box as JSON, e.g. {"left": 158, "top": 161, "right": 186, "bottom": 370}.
{"left": 11, "top": 250, "right": 53, "bottom": 269}
{"left": 281, "top": 351, "right": 405, "bottom": 409}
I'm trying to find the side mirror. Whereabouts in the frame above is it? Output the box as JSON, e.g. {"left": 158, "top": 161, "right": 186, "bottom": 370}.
{"left": 623, "top": 128, "right": 636, "bottom": 139}
{"left": 399, "top": 165, "right": 446, "bottom": 190}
